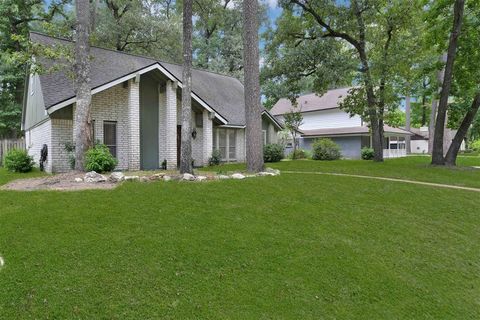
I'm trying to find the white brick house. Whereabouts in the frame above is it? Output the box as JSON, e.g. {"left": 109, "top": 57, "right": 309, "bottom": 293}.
{"left": 22, "top": 33, "right": 282, "bottom": 173}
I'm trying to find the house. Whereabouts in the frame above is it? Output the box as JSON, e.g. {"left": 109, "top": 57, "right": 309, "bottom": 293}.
{"left": 22, "top": 33, "right": 282, "bottom": 173}
{"left": 409, "top": 127, "right": 465, "bottom": 154}
{"left": 270, "top": 88, "right": 413, "bottom": 159}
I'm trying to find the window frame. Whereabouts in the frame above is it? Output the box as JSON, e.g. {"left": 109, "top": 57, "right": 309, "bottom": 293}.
{"left": 103, "top": 121, "right": 117, "bottom": 158}
{"left": 213, "top": 128, "right": 237, "bottom": 162}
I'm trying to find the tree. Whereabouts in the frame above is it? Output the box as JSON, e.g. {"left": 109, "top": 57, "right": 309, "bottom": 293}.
{"left": 431, "top": 0, "right": 465, "bottom": 165}
{"left": 264, "top": 0, "right": 422, "bottom": 162}
{"left": 0, "top": 0, "right": 69, "bottom": 137}
{"left": 73, "top": 0, "right": 93, "bottom": 171}
{"left": 180, "top": 0, "right": 193, "bottom": 174}
{"left": 283, "top": 108, "right": 303, "bottom": 159}
{"left": 243, "top": 0, "right": 263, "bottom": 172}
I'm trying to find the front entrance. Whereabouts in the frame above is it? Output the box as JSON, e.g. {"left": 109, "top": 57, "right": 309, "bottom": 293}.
{"left": 140, "top": 75, "right": 159, "bottom": 170}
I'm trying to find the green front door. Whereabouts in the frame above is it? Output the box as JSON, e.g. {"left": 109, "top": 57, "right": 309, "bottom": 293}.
{"left": 140, "top": 75, "right": 159, "bottom": 170}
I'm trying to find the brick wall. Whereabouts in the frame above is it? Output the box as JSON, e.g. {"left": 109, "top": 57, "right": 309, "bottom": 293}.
{"left": 51, "top": 119, "right": 73, "bottom": 172}
{"left": 25, "top": 120, "right": 52, "bottom": 173}
{"left": 165, "top": 81, "right": 177, "bottom": 169}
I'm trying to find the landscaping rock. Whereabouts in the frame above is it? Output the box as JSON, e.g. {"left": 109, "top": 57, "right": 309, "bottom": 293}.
{"left": 182, "top": 173, "right": 196, "bottom": 181}
{"left": 163, "top": 175, "right": 172, "bottom": 181}
{"left": 257, "top": 171, "right": 275, "bottom": 177}
{"left": 84, "top": 171, "right": 107, "bottom": 183}
{"left": 217, "top": 175, "right": 230, "bottom": 180}
{"left": 74, "top": 177, "right": 83, "bottom": 183}
{"left": 139, "top": 176, "right": 150, "bottom": 182}
{"left": 124, "top": 175, "right": 139, "bottom": 181}
{"left": 109, "top": 172, "right": 125, "bottom": 183}
{"left": 265, "top": 168, "right": 280, "bottom": 175}
{"left": 196, "top": 176, "right": 207, "bottom": 182}
{"left": 231, "top": 173, "right": 245, "bottom": 180}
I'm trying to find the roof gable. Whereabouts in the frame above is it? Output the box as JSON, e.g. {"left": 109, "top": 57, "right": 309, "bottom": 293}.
{"left": 270, "top": 87, "right": 352, "bottom": 116}
{"left": 30, "top": 32, "right": 247, "bottom": 125}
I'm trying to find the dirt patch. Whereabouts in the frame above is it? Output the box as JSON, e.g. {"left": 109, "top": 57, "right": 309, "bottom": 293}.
{"left": 1, "top": 171, "right": 118, "bottom": 191}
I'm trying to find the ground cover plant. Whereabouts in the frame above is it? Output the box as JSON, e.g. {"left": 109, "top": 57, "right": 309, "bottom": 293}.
{"left": 0, "top": 157, "right": 479, "bottom": 318}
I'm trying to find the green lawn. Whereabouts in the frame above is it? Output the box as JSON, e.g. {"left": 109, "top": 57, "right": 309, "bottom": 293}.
{"left": 1, "top": 159, "right": 479, "bottom": 319}
{"left": 203, "top": 155, "right": 480, "bottom": 189}
{"left": 0, "top": 167, "right": 46, "bottom": 186}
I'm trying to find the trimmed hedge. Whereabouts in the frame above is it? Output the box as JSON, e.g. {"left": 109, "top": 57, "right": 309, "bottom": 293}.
{"left": 4, "top": 149, "right": 35, "bottom": 173}
{"left": 312, "top": 138, "right": 341, "bottom": 160}
{"left": 264, "top": 144, "right": 284, "bottom": 162}
{"left": 361, "top": 147, "right": 375, "bottom": 160}
{"left": 85, "top": 144, "right": 118, "bottom": 173}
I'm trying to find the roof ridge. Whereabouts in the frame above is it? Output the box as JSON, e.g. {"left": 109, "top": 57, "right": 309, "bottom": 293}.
{"left": 29, "top": 31, "right": 242, "bottom": 81}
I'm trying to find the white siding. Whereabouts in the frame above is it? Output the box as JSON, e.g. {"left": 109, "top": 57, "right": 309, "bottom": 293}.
{"left": 300, "top": 109, "right": 362, "bottom": 130}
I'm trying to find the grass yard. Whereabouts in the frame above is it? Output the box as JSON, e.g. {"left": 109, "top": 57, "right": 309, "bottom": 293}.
{"left": 1, "top": 158, "right": 480, "bottom": 318}
{"left": 0, "top": 167, "right": 46, "bottom": 186}
{"left": 203, "top": 155, "right": 480, "bottom": 189}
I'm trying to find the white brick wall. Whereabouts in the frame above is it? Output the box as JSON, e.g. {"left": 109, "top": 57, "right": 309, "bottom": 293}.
{"left": 51, "top": 119, "right": 73, "bottom": 172}
{"left": 25, "top": 120, "right": 52, "bottom": 173}
{"left": 165, "top": 80, "right": 178, "bottom": 169}
{"left": 202, "top": 110, "right": 213, "bottom": 165}
{"left": 127, "top": 79, "right": 140, "bottom": 170}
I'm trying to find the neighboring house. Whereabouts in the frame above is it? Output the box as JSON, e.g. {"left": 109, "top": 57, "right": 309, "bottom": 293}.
{"left": 270, "top": 88, "right": 413, "bottom": 159}
{"left": 22, "top": 33, "right": 282, "bottom": 173}
{"left": 409, "top": 127, "right": 465, "bottom": 154}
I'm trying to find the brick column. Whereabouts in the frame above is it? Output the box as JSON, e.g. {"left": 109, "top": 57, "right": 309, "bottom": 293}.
{"left": 203, "top": 110, "right": 213, "bottom": 165}
{"left": 128, "top": 78, "right": 140, "bottom": 170}
{"left": 165, "top": 80, "right": 178, "bottom": 170}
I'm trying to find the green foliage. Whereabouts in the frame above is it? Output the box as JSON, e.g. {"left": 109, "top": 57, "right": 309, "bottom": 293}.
{"left": 85, "top": 144, "right": 117, "bottom": 173}
{"left": 361, "top": 147, "right": 375, "bottom": 160}
{"left": 4, "top": 149, "right": 34, "bottom": 172}
{"left": 64, "top": 142, "right": 75, "bottom": 170}
{"left": 263, "top": 144, "right": 284, "bottom": 163}
{"left": 471, "top": 140, "right": 480, "bottom": 151}
{"left": 289, "top": 149, "right": 309, "bottom": 160}
{"left": 311, "top": 138, "right": 341, "bottom": 161}
{"left": 208, "top": 149, "right": 222, "bottom": 166}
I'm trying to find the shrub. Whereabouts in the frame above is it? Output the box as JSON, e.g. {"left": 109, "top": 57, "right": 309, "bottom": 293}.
{"left": 208, "top": 149, "right": 222, "bottom": 166}
{"left": 471, "top": 139, "right": 480, "bottom": 151}
{"left": 361, "top": 147, "right": 375, "bottom": 160}
{"left": 289, "top": 149, "right": 308, "bottom": 160}
{"left": 311, "top": 138, "right": 341, "bottom": 160}
{"left": 264, "top": 143, "right": 284, "bottom": 162}
{"left": 4, "top": 149, "right": 35, "bottom": 172}
{"left": 85, "top": 144, "right": 117, "bottom": 173}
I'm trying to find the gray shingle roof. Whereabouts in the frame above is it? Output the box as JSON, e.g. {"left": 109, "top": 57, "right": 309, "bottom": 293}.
{"left": 301, "top": 126, "right": 413, "bottom": 137}
{"left": 30, "top": 32, "right": 249, "bottom": 126}
{"left": 270, "top": 88, "right": 352, "bottom": 116}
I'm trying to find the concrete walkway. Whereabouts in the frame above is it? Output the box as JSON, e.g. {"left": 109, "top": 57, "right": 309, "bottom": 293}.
{"left": 282, "top": 171, "right": 480, "bottom": 193}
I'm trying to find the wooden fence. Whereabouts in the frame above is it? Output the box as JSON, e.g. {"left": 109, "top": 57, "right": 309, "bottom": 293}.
{"left": 0, "top": 139, "right": 26, "bottom": 166}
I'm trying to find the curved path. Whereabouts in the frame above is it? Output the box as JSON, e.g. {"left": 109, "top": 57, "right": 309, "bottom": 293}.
{"left": 282, "top": 171, "right": 480, "bottom": 193}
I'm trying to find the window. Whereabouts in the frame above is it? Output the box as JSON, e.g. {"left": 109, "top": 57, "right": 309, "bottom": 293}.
{"left": 214, "top": 128, "right": 237, "bottom": 161}
{"left": 195, "top": 112, "right": 203, "bottom": 127}
{"left": 103, "top": 121, "right": 117, "bottom": 157}
{"left": 262, "top": 130, "right": 267, "bottom": 145}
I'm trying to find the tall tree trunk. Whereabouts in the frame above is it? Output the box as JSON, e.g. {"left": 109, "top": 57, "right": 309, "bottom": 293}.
{"left": 431, "top": 0, "right": 465, "bottom": 165}
{"left": 405, "top": 95, "right": 411, "bottom": 154}
{"left": 243, "top": 0, "right": 264, "bottom": 173}
{"left": 445, "top": 91, "right": 480, "bottom": 165}
{"left": 74, "top": 0, "right": 92, "bottom": 171}
{"left": 428, "top": 98, "right": 437, "bottom": 153}
{"left": 180, "top": 0, "right": 193, "bottom": 174}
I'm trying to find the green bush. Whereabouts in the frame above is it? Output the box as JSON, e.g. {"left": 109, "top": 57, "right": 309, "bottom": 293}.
{"left": 85, "top": 144, "right": 117, "bottom": 173}
{"left": 208, "top": 149, "right": 222, "bottom": 166}
{"left": 264, "top": 143, "right": 284, "bottom": 162}
{"left": 361, "top": 147, "right": 375, "bottom": 160}
{"left": 312, "top": 138, "right": 341, "bottom": 160}
{"left": 4, "top": 149, "right": 35, "bottom": 172}
{"left": 290, "top": 149, "right": 307, "bottom": 160}
{"left": 471, "top": 140, "right": 480, "bottom": 151}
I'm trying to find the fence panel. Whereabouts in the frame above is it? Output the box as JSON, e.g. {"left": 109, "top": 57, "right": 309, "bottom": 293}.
{"left": 0, "top": 139, "right": 26, "bottom": 166}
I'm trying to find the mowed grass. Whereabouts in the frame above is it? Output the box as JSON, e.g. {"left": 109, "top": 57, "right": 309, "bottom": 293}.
{"left": 203, "top": 155, "right": 480, "bottom": 189}
{"left": 0, "top": 167, "right": 46, "bottom": 186}
{"left": 0, "top": 164, "right": 479, "bottom": 318}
